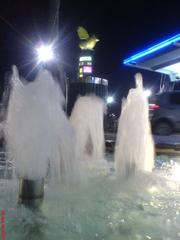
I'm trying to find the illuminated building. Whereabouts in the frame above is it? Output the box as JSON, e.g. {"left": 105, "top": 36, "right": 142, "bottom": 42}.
{"left": 67, "top": 27, "right": 108, "bottom": 114}
{"left": 78, "top": 49, "right": 94, "bottom": 80}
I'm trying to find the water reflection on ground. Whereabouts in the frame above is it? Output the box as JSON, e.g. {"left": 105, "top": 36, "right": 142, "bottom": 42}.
{"left": 0, "top": 153, "right": 180, "bottom": 240}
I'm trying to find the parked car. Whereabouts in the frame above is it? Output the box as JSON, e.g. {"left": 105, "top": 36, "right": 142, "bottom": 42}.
{"left": 149, "top": 91, "right": 180, "bottom": 135}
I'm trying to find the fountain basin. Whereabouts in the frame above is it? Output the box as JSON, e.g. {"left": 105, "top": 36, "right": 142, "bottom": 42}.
{"left": 1, "top": 155, "right": 180, "bottom": 239}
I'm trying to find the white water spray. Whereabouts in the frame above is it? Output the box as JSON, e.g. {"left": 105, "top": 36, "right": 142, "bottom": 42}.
{"left": 115, "top": 73, "right": 154, "bottom": 177}
{"left": 5, "top": 66, "right": 77, "bottom": 180}
{"left": 70, "top": 96, "right": 105, "bottom": 168}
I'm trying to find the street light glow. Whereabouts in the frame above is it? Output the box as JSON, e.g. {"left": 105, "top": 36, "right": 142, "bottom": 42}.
{"left": 36, "top": 44, "right": 54, "bottom": 63}
{"left": 107, "top": 96, "right": 114, "bottom": 104}
{"left": 144, "top": 89, "right": 152, "bottom": 97}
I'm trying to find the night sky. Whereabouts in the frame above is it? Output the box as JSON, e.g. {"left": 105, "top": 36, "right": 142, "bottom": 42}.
{"left": 0, "top": 0, "right": 180, "bottom": 104}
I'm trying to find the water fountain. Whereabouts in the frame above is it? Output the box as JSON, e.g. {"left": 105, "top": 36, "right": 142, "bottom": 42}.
{"left": 115, "top": 73, "right": 154, "bottom": 177}
{"left": 70, "top": 95, "right": 107, "bottom": 177}
{"left": 0, "top": 68, "right": 180, "bottom": 239}
{"left": 5, "top": 65, "right": 79, "bottom": 207}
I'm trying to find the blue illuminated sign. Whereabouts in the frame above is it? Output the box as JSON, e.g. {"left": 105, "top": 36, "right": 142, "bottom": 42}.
{"left": 123, "top": 33, "right": 180, "bottom": 65}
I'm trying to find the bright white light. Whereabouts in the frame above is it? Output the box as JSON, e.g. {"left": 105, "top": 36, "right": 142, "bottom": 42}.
{"left": 164, "top": 62, "right": 180, "bottom": 73}
{"left": 157, "top": 62, "right": 180, "bottom": 80}
{"left": 107, "top": 96, "right": 114, "bottom": 104}
{"left": 144, "top": 89, "right": 152, "bottom": 97}
{"left": 36, "top": 45, "right": 54, "bottom": 63}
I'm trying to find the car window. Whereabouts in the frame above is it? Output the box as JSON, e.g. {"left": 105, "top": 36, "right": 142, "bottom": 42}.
{"left": 150, "top": 93, "right": 167, "bottom": 104}
{"left": 149, "top": 95, "right": 157, "bottom": 103}
{"left": 169, "top": 93, "right": 180, "bottom": 105}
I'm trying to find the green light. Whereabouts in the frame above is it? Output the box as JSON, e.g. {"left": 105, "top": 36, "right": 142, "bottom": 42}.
{"left": 79, "top": 56, "right": 92, "bottom": 62}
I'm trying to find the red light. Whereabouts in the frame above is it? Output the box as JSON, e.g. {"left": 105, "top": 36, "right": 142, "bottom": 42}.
{"left": 149, "top": 104, "right": 160, "bottom": 109}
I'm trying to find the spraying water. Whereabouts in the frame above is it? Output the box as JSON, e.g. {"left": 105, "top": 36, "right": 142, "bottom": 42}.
{"left": 70, "top": 96, "right": 106, "bottom": 172}
{"left": 1, "top": 68, "right": 180, "bottom": 239}
{"left": 5, "top": 66, "right": 77, "bottom": 181}
{"left": 115, "top": 73, "right": 154, "bottom": 177}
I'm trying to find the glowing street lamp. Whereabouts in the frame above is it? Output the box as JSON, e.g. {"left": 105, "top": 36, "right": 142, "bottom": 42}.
{"left": 36, "top": 44, "right": 55, "bottom": 63}
{"left": 106, "top": 96, "right": 114, "bottom": 104}
{"left": 144, "top": 89, "right": 152, "bottom": 98}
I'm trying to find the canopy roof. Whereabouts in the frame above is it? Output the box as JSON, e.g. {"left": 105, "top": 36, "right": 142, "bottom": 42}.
{"left": 123, "top": 33, "right": 180, "bottom": 81}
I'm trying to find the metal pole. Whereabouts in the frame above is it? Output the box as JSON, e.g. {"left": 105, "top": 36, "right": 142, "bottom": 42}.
{"left": 49, "top": 0, "right": 60, "bottom": 41}
{"left": 18, "top": 178, "right": 44, "bottom": 208}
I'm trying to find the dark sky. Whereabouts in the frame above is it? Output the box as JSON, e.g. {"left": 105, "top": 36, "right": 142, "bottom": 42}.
{"left": 0, "top": 0, "right": 180, "bottom": 102}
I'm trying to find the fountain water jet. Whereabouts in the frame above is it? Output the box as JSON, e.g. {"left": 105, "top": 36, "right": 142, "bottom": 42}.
{"left": 115, "top": 73, "right": 154, "bottom": 178}
{"left": 5, "top": 66, "right": 78, "bottom": 206}
{"left": 70, "top": 95, "right": 107, "bottom": 176}
{"left": 0, "top": 68, "right": 180, "bottom": 238}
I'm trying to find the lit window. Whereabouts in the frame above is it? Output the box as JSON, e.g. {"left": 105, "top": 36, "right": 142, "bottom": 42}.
{"left": 79, "top": 56, "right": 92, "bottom": 62}
{"left": 83, "top": 66, "right": 92, "bottom": 73}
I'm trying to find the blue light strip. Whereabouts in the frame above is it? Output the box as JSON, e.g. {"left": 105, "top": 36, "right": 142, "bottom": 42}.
{"left": 123, "top": 33, "right": 180, "bottom": 65}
